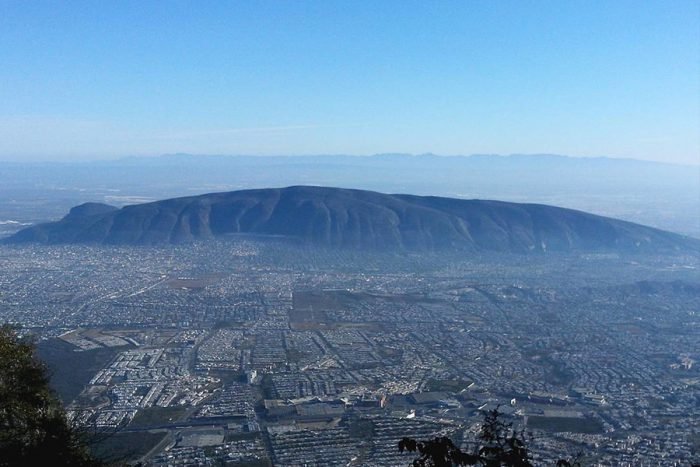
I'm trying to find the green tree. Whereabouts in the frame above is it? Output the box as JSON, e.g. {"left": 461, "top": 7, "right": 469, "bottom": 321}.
{"left": 0, "top": 325, "right": 102, "bottom": 467}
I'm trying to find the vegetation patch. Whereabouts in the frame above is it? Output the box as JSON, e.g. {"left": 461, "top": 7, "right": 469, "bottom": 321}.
{"left": 224, "top": 431, "right": 262, "bottom": 443}
{"left": 348, "top": 418, "right": 374, "bottom": 439}
{"left": 690, "top": 433, "right": 700, "bottom": 456}
{"left": 129, "top": 406, "right": 189, "bottom": 428}
{"left": 90, "top": 431, "right": 167, "bottom": 463}
{"left": 37, "top": 337, "right": 128, "bottom": 404}
{"left": 425, "top": 378, "right": 472, "bottom": 392}
{"left": 527, "top": 416, "right": 603, "bottom": 434}
{"left": 285, "top": 348, "right": 310, "bottom": 362}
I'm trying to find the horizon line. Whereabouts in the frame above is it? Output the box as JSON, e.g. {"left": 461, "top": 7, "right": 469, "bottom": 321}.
{"left": 0, "top": 152, "right": 698, "bottom": 167}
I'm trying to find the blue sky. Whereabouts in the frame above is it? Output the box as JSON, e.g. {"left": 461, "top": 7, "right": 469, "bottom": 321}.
{"left": 0, "top": 0, "right": 698, "bottom": 164}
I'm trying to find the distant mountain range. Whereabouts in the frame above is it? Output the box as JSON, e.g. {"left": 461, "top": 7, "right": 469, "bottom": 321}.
{"left": 6, "top": 186, "right": 698, "bottom": 254}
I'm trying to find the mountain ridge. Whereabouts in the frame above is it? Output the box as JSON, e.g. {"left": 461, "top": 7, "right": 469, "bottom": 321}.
{"left": 6, "top": 186, "right": 699, "bottom": 254}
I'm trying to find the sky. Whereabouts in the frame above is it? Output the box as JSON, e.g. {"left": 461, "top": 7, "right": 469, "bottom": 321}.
{"left": 0, "top": 0, "right": 698, "bottom": 164}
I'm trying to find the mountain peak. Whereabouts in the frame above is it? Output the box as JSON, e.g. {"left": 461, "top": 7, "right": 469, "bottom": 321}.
{"left": 64, "top": 202, "right": 118, "bottom": 220}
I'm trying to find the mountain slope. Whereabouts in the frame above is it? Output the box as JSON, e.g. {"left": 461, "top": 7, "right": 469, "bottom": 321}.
{"left": 6, "top": 186, "right": 698, "bottom": 253}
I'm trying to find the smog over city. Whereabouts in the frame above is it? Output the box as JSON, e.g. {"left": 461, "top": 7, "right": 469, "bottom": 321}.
{"left": 0, "top": 2, "right": 698, "bottom": 466}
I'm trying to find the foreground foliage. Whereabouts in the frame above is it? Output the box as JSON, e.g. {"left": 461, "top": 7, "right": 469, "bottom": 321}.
{"left": 0, "top": 325, "right": 102, "bottom": 467}
{"left": 399, "top": 407, "right": 581, "bottom": 466}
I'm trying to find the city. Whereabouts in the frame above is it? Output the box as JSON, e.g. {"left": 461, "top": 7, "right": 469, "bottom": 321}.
{"left": 1, "top": 239, "right": 697, "bottom": 465}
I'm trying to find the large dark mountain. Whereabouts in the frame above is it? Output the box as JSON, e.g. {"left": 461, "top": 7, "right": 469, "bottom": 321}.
{"left": 5, "top": 186, "right": 699, "bottom": 253}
